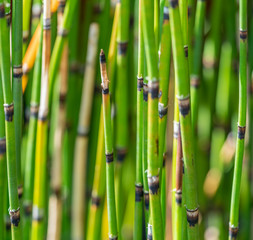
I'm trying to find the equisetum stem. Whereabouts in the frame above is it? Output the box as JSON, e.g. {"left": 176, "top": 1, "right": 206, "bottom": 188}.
{"left": 134, "top": 1, "right": 144, "bottom": 239}
{"left": 31, "top": 0, "right": 51, "bottom": 238}
{"left": 71, "top": 23, "right": 99, "bottom": 240}
{"left": 12, "top": 0, "right": 23, "bottom": 204}
{"left": 0, "top": 1, "right": 22, "bottom": 239}
{"left": 169, "top": 0, "right": 199, "bottom": 239}
{"left": 141, "top": 0, "right": 164, "bottom": 238}
{"left": 100, "top": 50, "right": 118, "bottom": 240}
{"left": 229, "top": 0, "right": 247, "bottom": 238}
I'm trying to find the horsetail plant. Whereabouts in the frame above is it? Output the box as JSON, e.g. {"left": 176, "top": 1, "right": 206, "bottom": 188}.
{"left": 141, "top": 0, "right": 164, "bottom": 238}
{"left": 23, "top": 21, "right": 43, "bottom": 240}
{"left": 31, "top": 0, "right": 51, "bottom": 238}
{"left": 134, "top": 1, "right": 144, "bottom": 239}
{"left": 0, "top": 1, "right": 22, "bottom": 239}
{"left": 100, "top": 49, "right": 118, "bottom": 240}
{"left": 115, "top": 0, "right": 129, "bottom": 235}
{"left": 86, "top": 106, "right": 106, "bottom": 240}
{"left": 169, "top": 0, "right": 199, "bottom": 239}
{"left": 12, "top": 0, "right": 23, "bottom": 203}
{"left": 71, "top": 23, "right": 99, "bottom": 240}
{"left": 229, "top": 0, "right": 247, "bottom": 238}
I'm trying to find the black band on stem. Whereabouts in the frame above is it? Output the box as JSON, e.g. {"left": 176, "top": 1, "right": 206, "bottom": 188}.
{"left": 144, "top": 191, "right": 149, "bottom": 210}
{"left": 13, "top": 65, "right": 23, "bottom": 78}
{"left": 148, "top": 81, "right": 159, "bottom": 99}
{"left": 148, "top": 175, "right": 160, "bottom": 195}
{"left": 184, "top": 45, "right": 188, "bottom": 58}
{"left": 175, "top": 190, "right": 182, "bottom": 205}
{"left": 135, "top": 184, "right": 143, "bottom": 202}
{"left": 117, "top": 148, "right": 127, "bottom": 162}
{"left": 4, "top": 103, "right": 14, "bottom": 122}
{"left": 102, "top": 88, "right": 109, "bottom": 95}
{"left": 186, "top": 207, "right": 199, "bottom": 227}
{"left": 0, "top": 4, "right": 5, "bottom": 18}
{"left": 229, "top": 225, "right": 239, "bottom": 239}
{"left": 191, "top": 75, "right": 200, "bottom": 88}
{"left": 239, "top": 30, "right": 247, "bottom": 40}
{"left": 9, "top": 208, "right": 20, "bottom": 227}
{"left": 117, "top": 41, "right": 128, "bottom": 55}
{"left": 91, "top": 195, "right": 101, "bottom": 207}
{"left": 0, "top": 137, "right": 6, "bottom": 154}
{"left": 178, "top": 96, "right": 190, "bottom": 117}
{"left": 238, "top": 125, "right": 246, "bottom": 140}
{"left": 170, "top": 0, "right": 178, "bottom": 8}
{"left": 137, "top": 77, "right": 143, "bottom": 91}
{"left": 106, "top": 153, "right": 114, "bottom": 163}
{"left": 143, "top": 83, "right": 148, "bottom": 101}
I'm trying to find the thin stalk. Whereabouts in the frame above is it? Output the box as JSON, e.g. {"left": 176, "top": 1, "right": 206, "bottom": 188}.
{"left": 12, "top": 0, "right": 23, "bottom": 203}
{"left": 190, "top": 0, "right": 206, "bottom": 130}
{"left": 169, "top": 0, "right": 199, "bottom": 239}
{"left": 141, "top": 0, "right": 163, "bottom": 238}
{"left": 86, "top": 106, "right": 106, "bottom": 240}
{"left": 158, "top": 4, "right": 171, "bottom": 177}
{"left": 31, "top": 0, "right": 51, "bottom": 238}
{"left": 229, "top": 0, "right": 247, "bottom": 238}
{"left": 134, "top": 1, "right": 144, "bottom": 239}
{"left": 158, "top": 3, "right": 171, "bottom": 231}
{"left": 23, "top": 20, "right": 43, "bottom": 240}
{"left": 0, "top": 2, "right": 22, "bottom": 239}
{"left": 22, "top": 0, "right": 33, "bottom": 54}
{"left": 48, "top": 0, "right": 79, "bottom": 109}
{"left": 100, "top": 50, "right": 118, "bottom": 240}
{"left": 71, "top": 23, "right": 99, "bottom": 240}
{"left": 115, "top": 0, "right": 129, "bottom": 236}
{"left": 0, "top": 70, "right": 7, "bottom": 240}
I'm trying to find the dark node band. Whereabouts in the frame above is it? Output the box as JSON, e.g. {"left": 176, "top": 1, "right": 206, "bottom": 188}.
{"left": 6, "top": 11, "right": 11, "bottom": 26}
{"left": 144, "top": 191, "right": 149, "bottom": 210}
{"left": 238, "top": 125, "right": 246, "bottom": 140}
{"left": 38, "top": 114, "right": 48, "bottom": 122}
{"left": 43, "top": 18, "right": 51, "bottom": 30}
{"left": 186, "top": 207, "right": 199, "bottom": 227}
{"left": 0, "top": 137, "right": 6, "bottom": 154}
{"left": 148, "top": 175, "right": 160, "bottom": 195}
{"left": 100, "top": 53, "right": 106, "bottom": 63}
{"left": 170, "top": 0, "right": 178, "bottom": 8}
{"left": 184, "top": 45, "right": 188, "bottom": 58}
{"left": 117, "top": 41, "right": 128, "bottom": 55}
{"left": 158, "top": 104, "right": 168, "bottom": 119}
{"left": 4, "top": 103, "right": 14, "bottom": 122}
{"left": 175, "top": 190, "right": 182, "bottom": 204}
{"left": 30, "top": 104, "right": 39, "bottom": 118}
{"left": 59, "top": 93, "right": 66, "bottom": 104}
{"left": 58, "top": 0, "right": 66, "bottom": 11}
{"left": 148, "top": 81, "right": 159, "bottom": 99}
{"left": 191, "top": 75, "right": 200, "bottom": 88}
{"left": 106, "top": 153, "right": 114, "bottom": 163}
{"left": 91, "top": 195, "right": 101, "bottom": 207}
{"left": 117, "top": 148, "right": 127, "bottom": 162}
{"left": 135, "top": 184, "right": 143, "bottom": 202}
{"left": 178, "top": 96, "right": 190, "bottom": 117}
{"left": 163, "top": 7, "right": 169, "bottom": 20}
{"left": 23, "top": 33, "right": 29, "bottom": 43}
{"left": 143, "top": 83, "right": 148, "bottom": 102}
{"left": 58, "top": 28, "right": 69, "bottom": 37}
{"left": 102, "top": 88, "right": 109, "bottom": 95}
{"left": 93, "top": 4, "right": 102, "bottom": 14}
{"left": 70, "top": 62, "right": 81, "bottom": 73}
{"left": 9, "top": 208, "right": 20, "bottom": 227}
{"left": 229, "top": 225, "right": 239, "bottom": 239}
{"left": 0, "top": 4, "right": 5, "bottom": 18}
{"left": 18, "top": 185, "right": 23, "bottom": 199}
{"left": 188, "top": 6, "right": 191, "bottom": 17}
{"left": 5, "top": 219, "right": 11, "bottom": 230}
{"left": 137, "top": 77, "right": 143, "bottom": 91}
{"left": 239, "top": 30, "right": 247, "bottom": 40}
{"left": 109, "top": 236, "right": 118, "bottom": 240}
{"left": 77, "top": 128, "right": 89, "bottom": 137}
{"left": 24, "top": 203, "right": 32, "bottom": 216}
{"left": 53, "top": 187, "right": 61, "bottom": 198}
{"left": 13, "top": 65, "right": 23, "bottom": 78}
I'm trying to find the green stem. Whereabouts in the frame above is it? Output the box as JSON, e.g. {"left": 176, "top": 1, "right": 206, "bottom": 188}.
{"left": 229, "top": 0, "right": 247, "bottom": 238}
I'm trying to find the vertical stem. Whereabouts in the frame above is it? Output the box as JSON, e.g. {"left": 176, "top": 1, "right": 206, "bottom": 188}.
{"left": 100, "top": 50, "right": 118, "bottom": 240}
{"left": 141, "top": 0, "right": 163, "bottom": 238}
{"left": 134, "top": 1, "right": 144, "bottom": 239}
{"left": 229, "top": 0, "right": 247, "bottom": 238}
{"left": 12, "top": 0, "right": 23, "bottom": 204}
{"left": 31, "top": 0, "right": 51, "bottom": 238}
{"left": 0, "top": 2, "right": 22, "bottom": 239}
{"left": 169, "top": 0, "right": 199, "bottom": 239}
